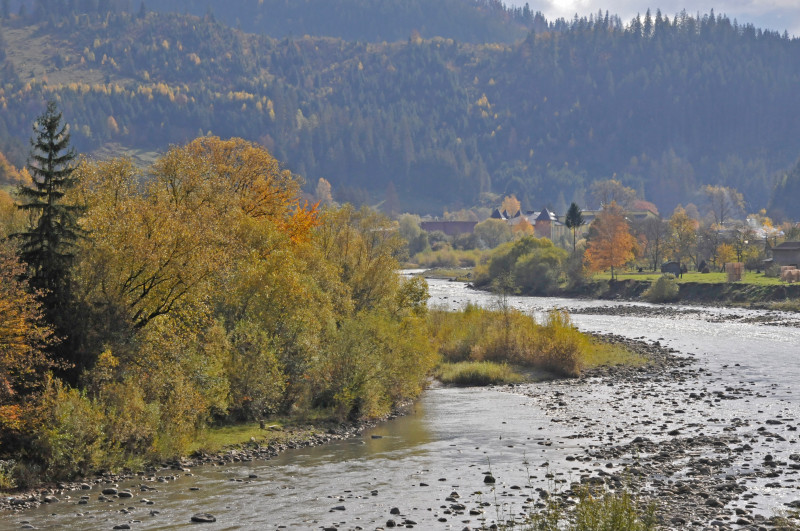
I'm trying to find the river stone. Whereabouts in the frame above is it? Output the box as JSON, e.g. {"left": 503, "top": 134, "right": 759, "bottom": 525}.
{"left": 112, "top": 525, "right": 131, "bottom": 530}
{"left": 386, "top": 519, "right": 396, "bottom": 527}
{"left": 102, "top": 488, "right": 118, "bottom": 495}
{"left": 483, "top": 475, "right": 496, "bottom": 484}
{"left": 191, "top": 513, "right": 217, "bottom": 523}
{"left": 389, "top": 507, "right": 400, "bottom": 515}
{"left": 118, "top": 490, "right": 133, "bottom": 498}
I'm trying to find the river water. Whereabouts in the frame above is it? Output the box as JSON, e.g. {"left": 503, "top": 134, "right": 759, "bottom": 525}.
{"left": 7, "top": 277, "right": 800, "bottom": 530}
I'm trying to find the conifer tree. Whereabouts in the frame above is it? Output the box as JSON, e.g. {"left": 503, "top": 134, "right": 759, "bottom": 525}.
{"left": 564, "top": 202, "right": 584, "bottom": 254}
{"left": 15, "top": 101, "right": 81, "bottom": 318}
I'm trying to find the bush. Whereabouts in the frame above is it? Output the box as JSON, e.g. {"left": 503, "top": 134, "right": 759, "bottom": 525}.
{"left": 33, "top": 378, "right": 106, "bottom": 479}
{"left": 643, "top": 274, "right": 680, "bottom": 302}
{"left": 309, "top": 311, "right": 436, "bottom": 420}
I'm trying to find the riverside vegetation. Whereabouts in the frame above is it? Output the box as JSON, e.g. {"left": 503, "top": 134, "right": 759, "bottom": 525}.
{"left": 1, "top": 118, "right": 443, "bottom": 487}
{"left": 0, "top": 112, "right": 643, "bottom": 496}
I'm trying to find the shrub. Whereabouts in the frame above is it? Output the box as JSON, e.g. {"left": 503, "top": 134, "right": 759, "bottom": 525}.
{"left": 643, "top": 274, "right": 680, "bottom": 302}
{"left": 227, "top": 320, "right": 287, "bottom": 420}
{"left": 33, "top": 378, "right": 106, "bottom": 479}
{"left": 0, "top": 460, "right": 16, "bottom": 491}
{"left": 309, "top": 311, "right": 436, "bottom": 420}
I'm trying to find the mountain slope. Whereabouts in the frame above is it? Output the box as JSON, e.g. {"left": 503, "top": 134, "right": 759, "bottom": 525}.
{"left": 1, "top": 8, "right": 799, "bottom": 216}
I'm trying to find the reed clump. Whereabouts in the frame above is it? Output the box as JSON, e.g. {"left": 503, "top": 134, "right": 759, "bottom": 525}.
{"left": 429, "top": 305, "right": 610, "bottom": 378}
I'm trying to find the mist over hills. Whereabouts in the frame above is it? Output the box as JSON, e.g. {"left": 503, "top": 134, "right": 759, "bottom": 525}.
{"left": 2, "top": 1, "right": 800, "bottom": 218}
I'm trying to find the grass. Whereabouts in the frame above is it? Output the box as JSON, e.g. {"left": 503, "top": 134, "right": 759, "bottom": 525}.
{"left": 436, "top": 361, "right": 523, "bottom": 386}
{"left": 593, "top": 270, "right": 786, "bottom": 286}
{"left": 509, "top": 486, "right": 658, "bottom": 531}
{"left": 766, "top": 299, "right": 800, "bottom": 312}
{"left": 189, "top": 419, "right": 321, "bottom": 455}
{"left": 582, "top": 340, "right": 647, "bottom": 370}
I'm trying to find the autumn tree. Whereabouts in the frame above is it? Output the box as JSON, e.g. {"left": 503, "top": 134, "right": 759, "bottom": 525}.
{"left": 667, "top": 206, "right": 698, "bottom": 268}
{"left": 512, "top": 217, "right": 534, "bottom": 236}
{"left": 501, "top": 194, "right": 521, "bottom": 216}
{"left": 0, "top": 243, "right": 55, "bottom": 448}
{"left": 315, "top": 177, "right": 334, "bottom": 206}
{"left": 584, "top": 202, "right": 637, "bottom": 280}
{"left": 633, "top": 216, "right": 669, "bottom": 271}
{"left": 703, "top": 185, "right": 744, "bottom": 225}
{"left": 0, "top": 189, "right": 27, "bottom": 239}
{"left": 72, "top": 137, "right": 317, "bottom": 334}
{"left": 564, "top": 202, "right": 584, "bottom": 253}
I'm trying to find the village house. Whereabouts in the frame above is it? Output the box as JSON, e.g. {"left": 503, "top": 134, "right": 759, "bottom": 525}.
{"left": 764, "top": 241, "right": 800, "bottom": 268}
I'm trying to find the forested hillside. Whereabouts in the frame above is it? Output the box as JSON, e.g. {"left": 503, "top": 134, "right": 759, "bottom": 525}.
{"left": 3, "top": 0, "right": 544, "bottom": 43}
{"left": 1, "top": 4, "right": 800, "bottom": 216}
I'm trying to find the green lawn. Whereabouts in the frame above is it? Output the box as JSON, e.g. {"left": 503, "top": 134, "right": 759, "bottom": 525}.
{"left": 593, "top": 270, "right": 786, "bottom": 286}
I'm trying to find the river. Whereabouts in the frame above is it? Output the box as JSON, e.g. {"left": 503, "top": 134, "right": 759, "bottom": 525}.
{"left": 7, "top": 277, "right": 800, "bottom": 530}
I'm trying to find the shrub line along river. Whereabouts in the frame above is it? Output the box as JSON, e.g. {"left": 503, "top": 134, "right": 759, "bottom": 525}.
{"left": 6, "top": 276, "right": 800, "bottom": 530}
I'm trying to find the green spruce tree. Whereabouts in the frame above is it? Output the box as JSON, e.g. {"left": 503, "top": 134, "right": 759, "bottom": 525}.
{"left": 565, "top": 202, "right": 585, "bottom": 254}
{"left": 16, "top": 101, "right": 81, "bottom": 296}
{"left": 14, "top": 101, "right": 83, "bottom": 379}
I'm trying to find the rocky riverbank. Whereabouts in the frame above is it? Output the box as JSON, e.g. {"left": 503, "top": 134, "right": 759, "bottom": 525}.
{"left": 0, "top": 410, "right": 409, "bottom": 516}
{"left": 505, "top": 334, "right": 800, "bottom": 530}
{"left": 567, "top": 303, "right": 800, "bottom": 328}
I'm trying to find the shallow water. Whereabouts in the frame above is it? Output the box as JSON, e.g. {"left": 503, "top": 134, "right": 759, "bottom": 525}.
{"left": 8, "top": 278, "right": 800, "bottom": 529}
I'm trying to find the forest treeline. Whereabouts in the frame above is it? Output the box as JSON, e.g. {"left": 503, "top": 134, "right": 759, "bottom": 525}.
{"left": 3, "top": 0, "right": 547, "bottom": 43}
{"left": 2, "top": 3, "right": 800, "bottom": 217}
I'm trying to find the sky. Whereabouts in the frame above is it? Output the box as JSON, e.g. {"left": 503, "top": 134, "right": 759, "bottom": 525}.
{"left": 506, "top": 1, "right": 800, "bottom": 36}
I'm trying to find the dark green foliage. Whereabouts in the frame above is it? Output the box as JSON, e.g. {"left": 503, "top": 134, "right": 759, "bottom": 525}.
{"left": 565, "top": 202, "right": 584, "bottom": 253}
{"left": 13, "top": 101, "right": 83, "bottom": 380}
{"left": 479, "top": 235, "right": 568, "bottom": 295}
{"left": 769, "top": 158, "right": 800, "bottom": 221}
{"left": 15, "top": 101, "right": 80, "bottom": 297}
{"left": 28, "top": 0, "right": 538, "bottom": 43}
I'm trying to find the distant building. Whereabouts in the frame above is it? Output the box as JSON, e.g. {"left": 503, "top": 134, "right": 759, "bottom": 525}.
{"left": 534, "top": 208, "right": 558, "bottom": 239}
{"left": 764, "top": 241, "right": 800, "bottom": 268}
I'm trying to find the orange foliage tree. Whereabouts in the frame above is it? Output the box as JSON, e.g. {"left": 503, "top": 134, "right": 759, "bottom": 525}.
{"left": 0, "top": 244, "right": 55, "bottom": 440}
{"left": 584, "top": 202, "right": 637, "bottom": 280}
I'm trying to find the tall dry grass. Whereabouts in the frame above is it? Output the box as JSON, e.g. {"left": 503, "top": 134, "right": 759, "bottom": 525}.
{"left": 429, "top": 305, "right": 587, "bottom": 377}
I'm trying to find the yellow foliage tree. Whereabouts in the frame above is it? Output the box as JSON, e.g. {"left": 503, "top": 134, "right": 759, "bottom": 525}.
{"left": 667, "top": 206, "right": 698, "bottom": 267}
{"left": 501, "top": 194, "right": 521, "bottom": 216}
{"left": 584, "top": 202, "right": 637, "bottom": 280}
{"left": 72, "top": 137, "right": 318, "bottom": 331}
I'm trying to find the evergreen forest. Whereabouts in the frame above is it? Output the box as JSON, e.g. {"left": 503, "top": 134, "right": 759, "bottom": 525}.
{"left": 2, "top": 1, "right": 800, "bottom": 218}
